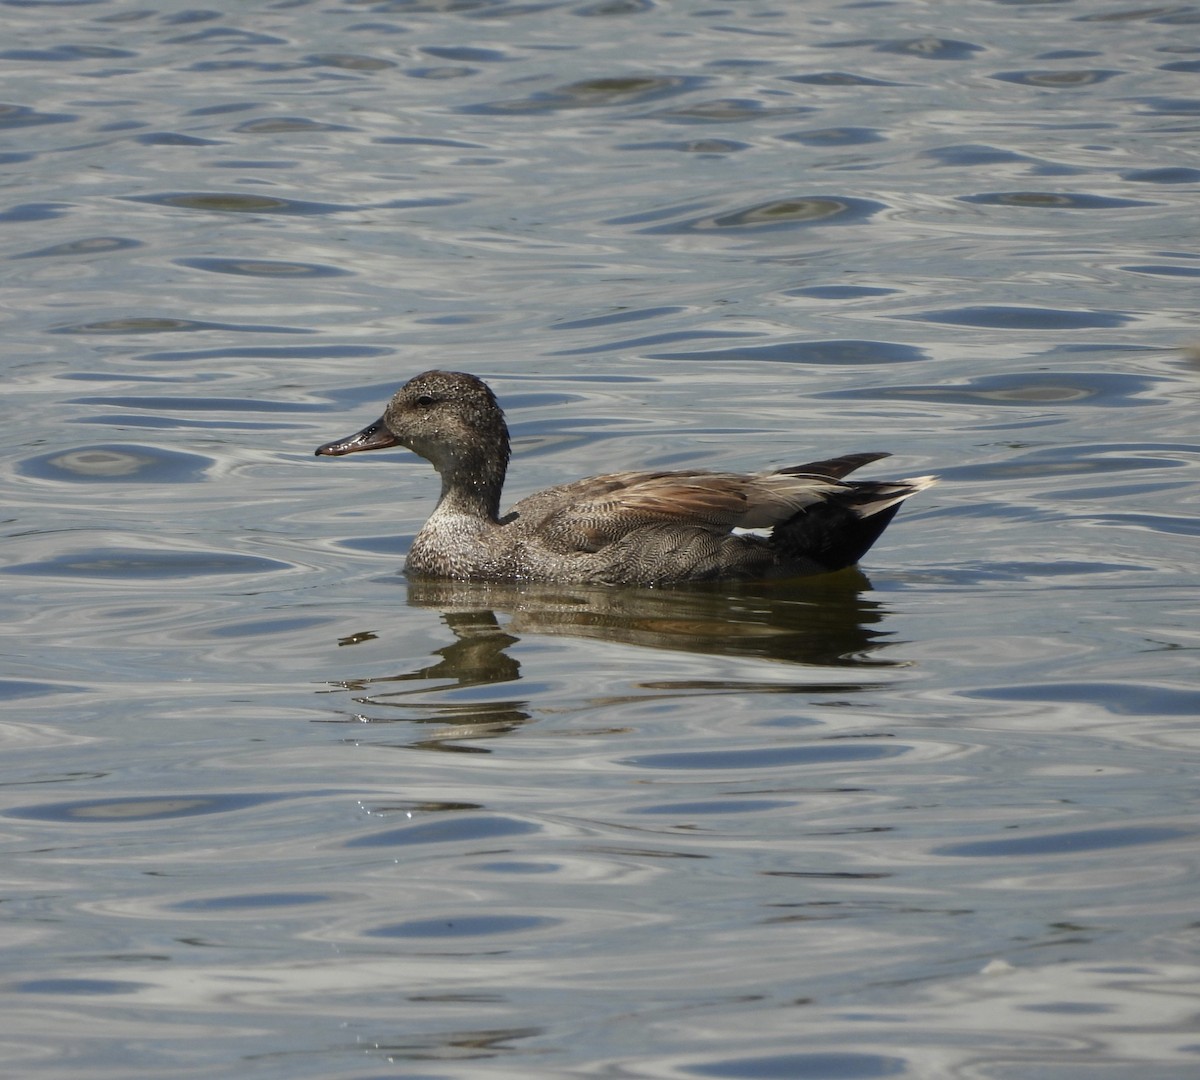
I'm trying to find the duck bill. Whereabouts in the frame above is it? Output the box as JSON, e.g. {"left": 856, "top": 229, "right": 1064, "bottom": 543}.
{"left": 315, "top": 416, "right": 401, "bottom": 457}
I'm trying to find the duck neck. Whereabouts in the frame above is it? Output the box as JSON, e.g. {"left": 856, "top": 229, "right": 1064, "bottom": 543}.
{"left": 430, "top": 437, "right": 509, "bottom": 523}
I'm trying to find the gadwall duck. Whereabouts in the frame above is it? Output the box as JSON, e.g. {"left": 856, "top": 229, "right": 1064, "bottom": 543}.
{"left": 315, "top": 370, "right": 936, "bottom": 586}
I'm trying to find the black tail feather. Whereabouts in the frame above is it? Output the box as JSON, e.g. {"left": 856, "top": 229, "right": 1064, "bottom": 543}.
{"left": 772, "top": 499, "right": 903, "bottom": 573}
{"left": 770, "top": 467, "right": 936, "bottom": 573}
{"left": 779, "top": 452, "right": 891, "bottom": 481}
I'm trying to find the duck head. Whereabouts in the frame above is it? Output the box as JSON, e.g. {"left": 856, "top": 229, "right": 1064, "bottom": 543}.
{"left": 315, "top": 369, "right": 511, "bottom": 488}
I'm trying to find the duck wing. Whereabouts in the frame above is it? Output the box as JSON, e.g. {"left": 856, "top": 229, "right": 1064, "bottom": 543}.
{"left": 510, "top": 457, "right": 887, "bottom": 554}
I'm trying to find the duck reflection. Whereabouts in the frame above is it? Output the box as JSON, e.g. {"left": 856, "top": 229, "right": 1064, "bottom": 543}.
{"left": 329, "top": 605, "right": 529, "bottom": 748}
{"left": 406, "top": 571, "right": 895, "bottom": 669}
{"left": 326, "top": 572, "right": 901, "bottom": 747}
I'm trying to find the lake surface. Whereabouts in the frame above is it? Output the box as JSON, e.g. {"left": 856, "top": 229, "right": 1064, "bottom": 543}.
{"left": 3, "top": 1, "right": 1200, "bottom": 1077}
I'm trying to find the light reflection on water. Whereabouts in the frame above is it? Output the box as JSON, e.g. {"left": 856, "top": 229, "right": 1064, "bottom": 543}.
{"left": 2, "top": 0, "right": 1200, "bottom": 1077}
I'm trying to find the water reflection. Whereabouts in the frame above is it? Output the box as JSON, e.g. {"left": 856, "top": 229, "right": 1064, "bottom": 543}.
{"left": 323, "top": 574, "right": 902, "bottom": 745}
{"left": 405, "top": 573, "right": 897, "bottom": 666}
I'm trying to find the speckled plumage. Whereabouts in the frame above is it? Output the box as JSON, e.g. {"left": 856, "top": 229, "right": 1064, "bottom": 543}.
{"left": 315, "top": 370, "right": 936, "bottom": 586}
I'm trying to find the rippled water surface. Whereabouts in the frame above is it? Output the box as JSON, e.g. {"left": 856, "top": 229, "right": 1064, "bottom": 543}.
{"left": 3, "top": 1, "right": 1200, "bottom": 1077}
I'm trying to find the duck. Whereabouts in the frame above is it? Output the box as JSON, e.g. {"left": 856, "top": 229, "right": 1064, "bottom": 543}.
{"left": 315, "top": 370, "right": 936, "bottom": 586}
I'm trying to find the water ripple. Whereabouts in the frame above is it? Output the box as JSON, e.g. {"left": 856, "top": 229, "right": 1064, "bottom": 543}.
{"left": 463, "top": 75, "right": 707, "bottom": 114}
{"left": 636, "top": 196, "right": 886, "bottom": 234}
{"left": 18, "top": 444, "right": 211, "bottom": 484}
{"left": 3, "top": 547, "right": 290, "bottom": 581}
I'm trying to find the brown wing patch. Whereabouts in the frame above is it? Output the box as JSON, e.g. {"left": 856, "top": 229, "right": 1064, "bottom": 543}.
{"left": 523, "top": 470, "right": 849, "bottom": 554}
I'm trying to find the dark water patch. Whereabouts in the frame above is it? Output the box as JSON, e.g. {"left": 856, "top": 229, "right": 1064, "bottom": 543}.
{"left": 3, "top": 548, "right": 290, "bottom": 580}
{"left": 649, "top": 340, "right": 927, "bottom": 365}
{"left": 781, "top": 72, "right": 902, "bottom": 87}
{"left": 1021, "top": 1002, "right": 1114, "bottom": 1015}
{"left": 784, "top": 285, "right": 897, "bottom": 299}
{"left": 619, "top": 138, "right": 749, "bottom": 153}
{"left": 818, "top": 370, "right": 1161, "bottom": 407}
{"left": 462, "top": 75, "right": 705, "bottom": 114}
{"left": 1087, "top": 511, "right": 1200, "bottom": 537}
{"left": 964, "top": 681, "right": 1200, "bottom": 717}
{"left": 171, "top": 892, "right": 337, "bottom": 912}
{"left": 634, "top": 799, "right": 794, "bottom": 816}
{"left": 157, "top": 9, "right": 222, "bottom": 26}
{"left": 6, "top": 792, "right": 279, "bottom": 823}
{"left": 13, "top": 979, "right": 151, "bottom": 996}
{"left": 0, "top": 201, "right": 73, "bottom": 223}
{"left": 233, "top": 116, "right": 357, "bottom": 134}
{"left": 51, "top": 316, "right": 312, "bottom": 335}
{"left": 0, "top": 104, "right": 76, "bottom": 129}
{"left": 186, "top": 60, "right": 304, "bottom": 76}
{"left": 458, "top": 2, "right": 562, "bottom": 20}
{"left": 651, "top": 98, "right": 815, "bottom": 124}
{"left": 687, "top": 1051, "right": 906, "bottom": 1078}
{"left": 1076, "top": 6, "right": 1200, "bottom": 22}
{"left": 407, "top": 64, "right": 478, "bottom": 79}
{"left": 874, "top": 37, "right": 984, "bottom": 61}
{"left": 924, "top": 143, "right": 1037, "bottom": 167}
{"left": 1052, "top": 341, "right": 1166, "bottom": 356}
{"left": 78, "top": 414, "right": 298, "bottom": 431}
{"left": 936, "top": 825, "right": 1190, "bottom": 860}
{"left": 959, "top": 191, "right": 1153, "bottom": 209}
{"left": 0, "top": 43, "right": 136, "bottom": 61}
{"left": 991, "top": 69, "right": 1121, "bottom": 87}
{"left": 186, "top": 101, "right": 260, "bottom": 117}
{"left": 552, "top": 329, "right": 758, "bottom": 356}
{"left": 70, "top": 394, "right": 324, "bottom": 413}
{"left": 164, "top": 26, "right": 287, "bottom": 47}
{"left": 19, "top": 444, "right": 211, "bottom": 484}
{"left": 124, "top": 191, "right": 465, "bottom": 216}
{"left": 345, "top": 814, "right": 541, "bottom": 848}
{"left": 504, "top": 371, "right": 658, "bottom": 385}
{"left": 779, "top": 127, "right": 884, "bottom": 146}
{"left": 176, "top": 256, "right": 351, "bottom": 278}
{"left": 367, "top": 914, "right": 556, "bottom": 938}
{"left": 0, "top": 679, "right": 87, "bottom": 700}
{"left": 133, "top": 131, "right": 223, "bottom": 146}
{"left": 127, "top": 192, "right": 348, "bottom": 215}
{"left": 305, "top": 52, "right": 398, "bottom": 71}
{"left": 134, "top": 344, "right": 388, "bottom": 362}
{"left": 375, "top": 134, "right": 489, "bottom": 148}
{"left": 894, "top": 305, "right": 1131, "bottom": 329}
{"left": 422, "top": 45, "right": 510, "bottom": 63}
{"left": 477, "top": 860, "right": 558, "bottom": 874}
{"left": 638, "top": 196, "right": 886, "bottom": 234}
{"left": 939, "top": 443, "right": 1195, "bottom": 482}
{"left": 575, "top": 0, "right": 655, "bottom": 14}
{"left": 929, "top": 559, "right": 1149, "bottom": 584}
{"left": 1121, "top": 167, "right": 1200, "bottom": 184}
{"left": 1160, "top": 59, "right": 1200, "bottom": 73}
{"left": 209, "top": 158, "right": 299, "bottom": 170}
{"left": 624, "top": 743, "right": 902, "bottom": 771}
{"left": 550, "top": 305, "right": 685, "bottom": 331}
{"left": 58, "top": 371, "right": 198, "bottom": 383}
{"left": 12, "top": 235, "right": 141, "bottom": 258}
{"left": 1120, "top": 263, "right": 1200, "bottom": 277}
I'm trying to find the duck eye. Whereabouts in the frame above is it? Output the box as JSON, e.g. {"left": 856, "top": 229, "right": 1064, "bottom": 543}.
{"left": 415, "top": 394, "right": 436, "bottom": 408}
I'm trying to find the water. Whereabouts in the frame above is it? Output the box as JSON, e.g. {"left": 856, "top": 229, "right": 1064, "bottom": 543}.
{"left": 3, "top": 0, "right": 1200, "bottom": 1077}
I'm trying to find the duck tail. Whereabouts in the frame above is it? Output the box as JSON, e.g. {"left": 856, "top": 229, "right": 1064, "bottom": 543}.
{"left": 771, "top": 473, "right": 937, "bottom": 573}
